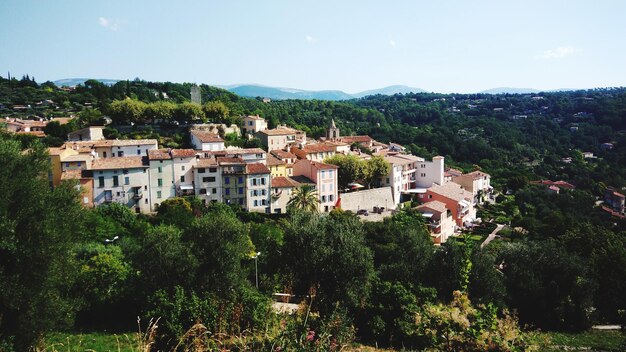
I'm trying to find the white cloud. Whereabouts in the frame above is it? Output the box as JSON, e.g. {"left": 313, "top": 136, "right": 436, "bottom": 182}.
{"left": 390, "top": 39, "right": 397, "bottom": 48}
{"left": 306, "top": 35, "right": 314, "bottom": 43}
{"left": 537, "top": 46, "right": 578, "bottom": 59}
{"left": 98, "top": 17, "right": 120, "bottom": 31}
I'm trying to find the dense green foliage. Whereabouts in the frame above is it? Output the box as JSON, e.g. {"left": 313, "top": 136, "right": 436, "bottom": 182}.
{"left": 2, "top": 76, "right": 626, "bottom": 350}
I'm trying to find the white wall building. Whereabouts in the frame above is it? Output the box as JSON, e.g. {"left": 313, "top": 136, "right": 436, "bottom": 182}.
{"left": 91, "top": 156, "right": 151, "bottom": 213}
{"left": 190, "top": 130, "right": 225, "bottom": 151}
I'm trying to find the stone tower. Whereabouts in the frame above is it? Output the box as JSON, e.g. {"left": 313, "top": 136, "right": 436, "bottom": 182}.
{"left": 327, "top": 118, "right": 340, "bottom": 140}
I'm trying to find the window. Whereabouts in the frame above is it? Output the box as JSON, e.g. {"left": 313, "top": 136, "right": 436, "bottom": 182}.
{"left": 112, "top": 176, "right": 119, "bottom": 187}
{"left": 330, "top": 184, "right": 334, "bottom": 191}
{"left": 211, "top": 188, "right": 217, "bottom": 194}
{"left": 209, "top": 167, "right": 217, "bottom": 173}
{"left": 144, "top": 185, "right": 147, "bottom": 190}
{"left": 124, "top": 176, "right": 129, "bottom": 185}
{"left": 238, "top": 176, "right": 243, "bottom": 184}
{"left": 118, "top": 151, "right": 123, "bottom": 157}
{"left": 321, "top": 195, "right": 327, "bottom": 202}
{"left": 123, "top": 169, "right": 128, "bottom": 174}
{"left": 261, "top": 189, "right": 266, "bottom": 196}
{"left": 158, "top": 166, "right": 162, "bottom": 173}
{"left": 238, "top": 198, "right": 243, "bottom": 205}
{"left": 198, "top": 168, "right": 205, "bottom": 174}
{"left": 77, "top": 162, "right": 81, "bottom": 167}
{"left": 253, "top": 190, "right": 258, "bottom": 196}
{"left": 199, "top": 189, "right": 207, "bottom": 195}
{"left": 137, "top": 149, "right": 141, "bottom": 155}
{"left": 226, "top": 188, "right": 230, "bottom": 195}
{"left": 321, "top": 170, "right": 326, "bottom": 179}
{"left": 261, "top": 199, "right": 266, "bottom": 205}
{"left": 157, "top": 191, "right": 162, "bottom": 199}
{"left": 145, "top": 198, "right": 148, "bottom": 203}
{"left": 158, "top": 178, "right": 163, "bottom": 187}
{"left": 253, "top": 178, "right": 257, "bottom": 186}
{"left": 254, "top": 200, "right": 258, "bottom": 207}
{"left": 420, "top": 173, "right": 426, "bottom": 177}
{"left": 98, "top": 176, "right": 105, "bottom": 188}
{"left": 65, "top": 162, "right": 69, "bottom": 167}
{"left": 103, "top": 151, "right": 107, "bottom": 158}
{"left": 225, "top": 177, "right": 230, "bottom": 184}
{"left": 203, "top": 176, "right": 215, "bottom": 183}
{"left": 182, "top": 165, "right": 185, "bottom": 171}
{"left": 421, "top": 164, "right": 426, "bottom": 168}
{"left": 238, "top": 187, "right": 243, "bottom": 195}
{"left": 386, "top": 178, "right": 390, "bottom": 183}
{"left": 329, "top": 195, "right": 334, "bottom": 202}
{"left": 261, "top": 177, "right": 266, "bottom": 185}
{"left": 322, "top": 184, "right": 326, "bottom": 192}
{"left": 180, "top": 176, "right": 185, "bottom": 182}
{"left": 329, "top": 170, "right": 333, "bottom": 178}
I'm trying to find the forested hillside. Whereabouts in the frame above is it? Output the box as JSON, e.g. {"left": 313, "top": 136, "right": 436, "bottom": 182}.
{"left": 1, "top": 75, "right": 626, "bottom": 350}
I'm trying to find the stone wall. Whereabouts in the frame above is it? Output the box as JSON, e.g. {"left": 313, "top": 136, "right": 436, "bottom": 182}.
{"left": 340, "top": 187, "right": 395, "bottom": 212}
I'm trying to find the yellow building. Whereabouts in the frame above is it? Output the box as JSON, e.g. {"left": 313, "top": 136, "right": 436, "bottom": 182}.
{"left": 48, "top": 147, "right": 80, "bottom": 187}
{"left": 267, "top": 154, "right": 291, "bottom": 177}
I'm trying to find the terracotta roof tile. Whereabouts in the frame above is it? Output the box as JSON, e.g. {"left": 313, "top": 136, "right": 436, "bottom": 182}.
{"left": 91, "top": 156, "right": 147, "bottom": 170}
{"left": 191, "top": 130, "right": 224, "bottom": 143}
{"left": 271, "top": 176, "right": 300, "bottom": 188}
{"left": 416, "top": 200, "right": 448, "bottom": 214}
{"left": 217, "top": 157, "right": 246, "bottom": 165}
{"left": 428, "top": 182, "right": 473, "bottom": 202}
{"left": 170, "top": 149, "right": 196, "bottom": 158}
{"left": 271, "top": 150, "right": 298, "bottom": 160}
{"left": 267, "top": 154, "right": 286, "bottom": 166}
{"left": 148, "top": 149, "right": 172, "bottom": 160}
{"left": 195, "top": 158, "right": 218, "bottom": 168}
{"left": 246, "top": 163, "right": 271, "bottom": 174}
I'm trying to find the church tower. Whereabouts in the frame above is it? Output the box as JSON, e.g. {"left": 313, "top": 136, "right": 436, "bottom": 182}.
{"left": 327, "top": 118, "right": 340, "bottom": 141}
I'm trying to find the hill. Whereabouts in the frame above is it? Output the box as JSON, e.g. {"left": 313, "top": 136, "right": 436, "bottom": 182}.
{"left": 53, "top": 78, "right": 120, "bottom": 87}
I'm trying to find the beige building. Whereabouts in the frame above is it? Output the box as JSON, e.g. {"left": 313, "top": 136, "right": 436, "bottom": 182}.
{"left": 270, "top": 176, "right": 300, "bottom": 214}
{"left": 171, "top": 149, "right": 197, "bottom": 197}
{"left": 415, "top": 200, "right": 455, "bottom": 244}
{"left": 242, "top": 115, "right": 268, "bottom": 135}
{"left": 423, "top": 182, "right": 476, "bottom": 229}
{"left": 190, "top": 130, "right": 225, "bottom": 151}
{"left": 293, "top": 160, "right": 338, "bottom": 212}
{"left": 450, "top": 170, "right": 492, "bottom": 204}
{"left": 255, "top": 126, "right": 304, "bottom": 151}
{"left": 67, "top": 126, "right": 105, "bottom": 141}
{"left": 290, "top": 143, "right": 337, "bottom": 162}
{"left": 245, "top": 163, "right": 272, "bottom": 213}
{"left": 91, "top": 156, "right": 151, "bottom": 213}
{"left": 147, "top": 149, "right": 176, "bottom": 211}
{"left": 194, "top": 158, "right": 221, "bottom": 204}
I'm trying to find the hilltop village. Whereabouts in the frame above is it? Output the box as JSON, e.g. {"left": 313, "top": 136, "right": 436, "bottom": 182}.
{"left": 43, "top": 115, "right": 493, "bottom": 244}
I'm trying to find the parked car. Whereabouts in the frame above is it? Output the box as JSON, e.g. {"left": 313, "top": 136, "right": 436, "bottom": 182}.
{"left": 357, "top": 209, "right": 369, "bottom": 216}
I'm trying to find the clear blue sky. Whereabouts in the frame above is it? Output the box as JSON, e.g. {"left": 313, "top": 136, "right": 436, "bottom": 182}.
{"left": 1, "top": 0, "right": 625, "bottom": 93}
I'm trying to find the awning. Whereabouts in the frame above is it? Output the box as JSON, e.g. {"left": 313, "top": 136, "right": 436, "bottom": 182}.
{"left": 403, "top": 188, "right": 428, "bottom": 194}
{"left": 179, "top": 185, "right": 194, "bottom": 190}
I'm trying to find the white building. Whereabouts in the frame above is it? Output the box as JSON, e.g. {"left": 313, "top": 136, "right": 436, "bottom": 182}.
{"left": 194, "top": 158, "right": 222, "bottom": 204}
{"left": 270, "top": 176, "right": 300, "bottom": 214}
{"left": 91, "top": 156, "right": 151, "bottom": 213}
{"left": 242, "top": 115, "right": 268, "bottom": 135}
{"left": 111, "top": 139, "right": 159, "bottom": 158}
{"left": 190, "top": 130, "right": 225, "bottom": 151}
{"left": 246, "top": 163, "right": 272, "bottom": 213}
{"left": 170, "top": 149, "right": 197, "bottom": 197}
{"left": 147, "top": 149, "right": 176, "bottom": 211}
{"left": 67, "top": 126, "right": 105, "bottom": 142}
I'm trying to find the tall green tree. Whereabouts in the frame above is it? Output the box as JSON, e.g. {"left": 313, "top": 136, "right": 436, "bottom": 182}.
{"left": 362, "top": 156, "right": 390, "bottom": 189}
{"left": 0, "top": 137, "right": 86, "bottom": 350}
{"left": 324, "top": 154, "right": 365, "bottom": 190}
{"left": 287, "top": 184, "right": 320, "bottom": 213}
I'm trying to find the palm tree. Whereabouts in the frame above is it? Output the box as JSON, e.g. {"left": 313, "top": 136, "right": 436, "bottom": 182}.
{"left": 287, "top": 184, "right": 320, "bottom": 213}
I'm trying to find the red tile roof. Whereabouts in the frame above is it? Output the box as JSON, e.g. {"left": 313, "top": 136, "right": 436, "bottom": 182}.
{"left": 195, "top": 158, "right": 218, "bottom": 168}
{"left": 148, "top": 149, "right": 172, "bottom": 160}
{"left": 91, "top": 156, "right": 147, "bottom": 170}
{"left": 267, "top": 154, "right": 286, "bottom": 166}
{"left": 258, "top": 127, "right": 299, "bottom": 136}
{"left": 217, "top": 157, "right": 245, "bottom": 165}
{"left": 416, "top": 200, "right": 448, "bottom": 214}
{"left": 271, "top": 176, "right": 300, "bottom": 188}
{"left": 191, "top": 130, "right": 224, "bottom": 143}
{"left": 340, "top": 135, "right": 372, "bottom": 144}
{"left": 271, "top": 150, "right": 298, "bottom": 160}
{"left": 246, "top": 163, "right": 271, "bottom": 174}
{"left": 170, "top": 149, "right": 196, "bottom": 158}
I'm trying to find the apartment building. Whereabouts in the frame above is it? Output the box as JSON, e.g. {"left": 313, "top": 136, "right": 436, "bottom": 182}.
{"left": 246, "top": 163, "right": 272, "bottom": 213}
{"left": 147, "top": 149, "right": 176, "bottom": 211}
{"left": 415, "top": 200, "right": 455, "bottom": 244}
{"left": 293, "top": 159, "right": 338, "bottom": 212}
{"left": 194, "top": 158, "right": 222, "bottom": 204}
{"left": 270, "top": 176, "right": 300, "bottom": 214}
{"left": 450, "top": 170, "right": 492, "bottom": 204}
{"left": 422, "top": 182, "right": 476, "bottom": 228}
{"left": 90, "top": 156, "right": 151, "bottom": 213}
{"left": 242, "top": 115, "right": 268, "bottom": 135}
{"left": 255, "top": 127, "right": 304, "bottom": 151}
{"left": 290, "top": 143, "right": 336, "bottom": 162}
{"left": 190, "top": 130, "right": 225, "bottom": 151}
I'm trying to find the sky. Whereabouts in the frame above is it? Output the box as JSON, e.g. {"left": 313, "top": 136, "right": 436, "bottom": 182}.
{"left": 1, "top": 0, "right": 625, "bottom": 93}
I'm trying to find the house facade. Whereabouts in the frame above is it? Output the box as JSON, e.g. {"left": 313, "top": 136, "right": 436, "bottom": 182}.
{"left": 242, "top": 115, "right": 268, "bottom": 135}
{"left": 415, "top": 200, "right": 455, "bottom": 244}
{"left": 91, "top": 156, "right": 150, "bottom": 213}
{"left": 190, "top": 130, "right": 225, "bottom": 151}
{"left": 293, "top": 160, "right": 338, "bottom": 212}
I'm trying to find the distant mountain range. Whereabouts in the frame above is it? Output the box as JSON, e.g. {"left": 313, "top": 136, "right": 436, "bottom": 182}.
{"left": 54, "top": 78, "right": 120, "bottom": 87}
{"left": 222, "top": 84, "right": 428, "bottom": 100}
{"left": 52, "top": 78, "right": 579, "bottom": 99}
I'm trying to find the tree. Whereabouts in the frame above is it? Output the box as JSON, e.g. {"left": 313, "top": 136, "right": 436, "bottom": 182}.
{"left": 287, "top": 184, "right": 320, "bottom": 213}
{"left": 202, "top": 101, "right": 229, "bottom": 123}
{"left": 362, "top": 156, "right": 390, "bottom": 189}
{"left": 0, "top": 137, "right": 86, "bottom": 350}
{"left": 282, "top": 211, "right": 374, "bottom": 315}
{"left": 175, "top": 102, "right": 205, "bottom": 122}
{"left": 108, "top": 98, "right": 148, "bottom": 124}
{"left": 324, "top": 154, "right": 364, "bottom": 190}
{"left": 184, "top": 204, "right": 254, "bottom": 295}
{"left": 146, "top": 101, "right": 176, "bottom": 123}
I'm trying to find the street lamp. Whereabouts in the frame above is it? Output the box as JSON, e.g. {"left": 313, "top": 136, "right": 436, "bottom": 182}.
{"left": 252, "top": 251, "right": 261, "bottom": 288}
{"left": 104, "top": 236, "right": 119, "bottom": 244}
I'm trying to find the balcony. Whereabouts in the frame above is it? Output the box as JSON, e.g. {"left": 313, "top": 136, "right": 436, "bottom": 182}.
{"left": 222, "top": 167, "right": 244, "bottom": 175}
{"left": 133, "top": 191, "right": 143, "bottom": 200}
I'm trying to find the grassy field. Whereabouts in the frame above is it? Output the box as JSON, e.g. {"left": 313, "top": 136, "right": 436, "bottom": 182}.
{"left": 536, "top": 330, "right": 624, "bottom": 352}
{"left": 39, "top": 332, "right": 139, "bottom": 352}
{"left": 40, "top": 329, "right": 624, "bottom": 351}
